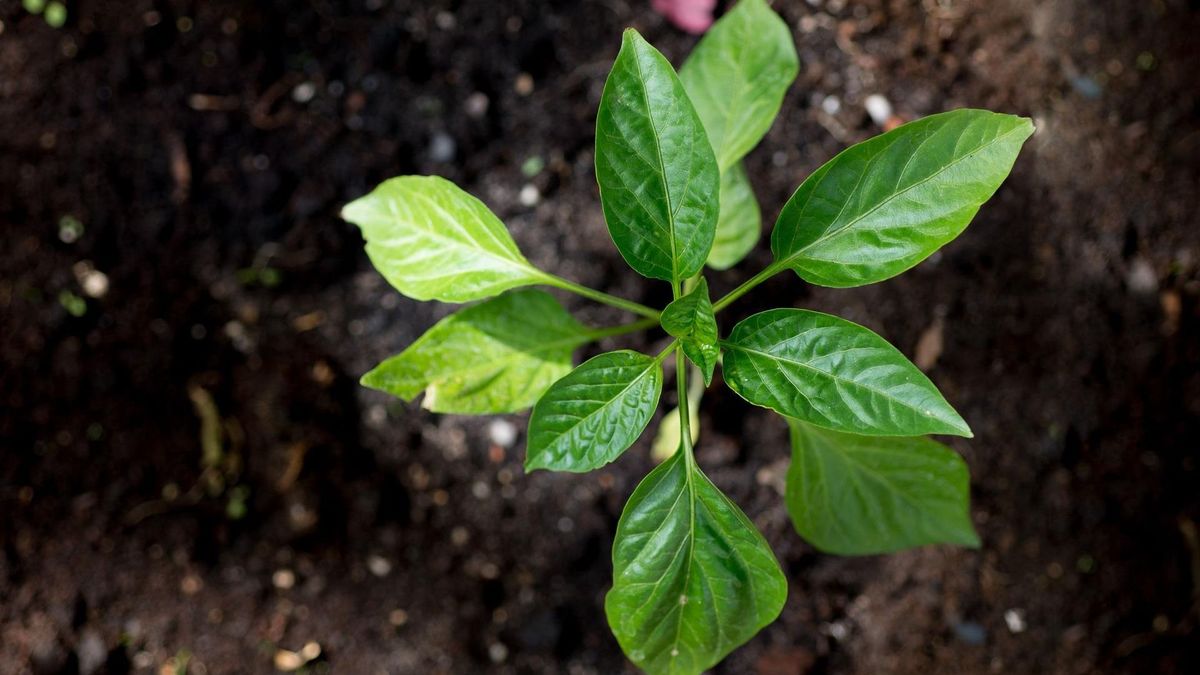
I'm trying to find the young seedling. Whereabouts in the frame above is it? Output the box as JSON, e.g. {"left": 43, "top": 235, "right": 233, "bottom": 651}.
{"left": 342, "top": 1, "right": 1033, "bottom": 672}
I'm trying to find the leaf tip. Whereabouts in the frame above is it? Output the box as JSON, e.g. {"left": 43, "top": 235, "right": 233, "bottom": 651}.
{"left": 961, "top": 528, "right": 983, "bottom": 549}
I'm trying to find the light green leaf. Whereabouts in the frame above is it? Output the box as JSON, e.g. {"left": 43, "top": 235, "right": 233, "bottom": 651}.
{"left": 660, "top": 278, "right": 719, "bottom": 385}
{"left": 679, "top": 0, "right": 799, "bottom": 172}
{"left": 706, "top": 162, "right": 761, "bottom": 270}
{"left": 772, "top": 109, "right": 1034, "bottom": 287}
{"left": 341, "top": 175, "right": 546, "bottom": 303}
{"left": 786, "top": 419, "right": 979, "bottom": 554}
{"left": 595, "top": 29, "right": 719, "bottom": 283}
{"left": 525, "top": 350, "right": 663, "bottom": 473}
{"left": 606, "top": 451, "right": 787, "bottom": 675}
{"left": 361, "top": 290, "right": 591, "bottom": 414}
{"left": 723, "top": 309, "right": 971, "bottom": 437}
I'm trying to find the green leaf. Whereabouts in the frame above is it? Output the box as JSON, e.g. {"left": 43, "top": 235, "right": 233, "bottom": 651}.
{"left": 706, "top": 162, "right": 761, "bottom": 270}
{"left": 525, "top": 350, "right": 663, "bottom": 473}
{"left": 595, "top": 29, "right": 720, "bottom": 283}
{"left": 341, "top": 175, "right": 546, "bottom": 303}
{"left": 606, "top": 451, "right": 787, "bottom": 675}
{"left": 722, "top": 309, "right": 971, "bottom": 437}
{"left": 660, "top": 278, "right": 719, "bottom": 385}
{"left": 785, "top": 419, "right": 979, "bottom": 554}
{"left": 679, "top": 0, "right": 799, "bottom": 172}
{"left": 772, "top": 109, "right": 1034, "bottom": 287}
{"left": 361, "top": 290, "right": 592, "bottom": 414}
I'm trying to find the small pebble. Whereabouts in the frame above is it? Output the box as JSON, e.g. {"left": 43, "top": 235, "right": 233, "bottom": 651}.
{"left": 367, "top": 555, "right": 392, "bottom": 577}
{"left": 514, "top": 73, "right": 534, "bottom": 96}
{"left": 428, "top": 132, "right": 456, "bottom": 163}
{"left": 518, "top": 184, "right": 540, "bottom": 207}
{"left": 300, "top": 642, "right": 321, "bottom": 660}
{"left": 180, "top": 574, "right": 203, "bottom": 595}
{"left": 291, "top": 82, "right": 316, "bottom": 104}
{"left": 1126, "top": 257, "right": 1157, "bottom": 294}
{"left": 274, "top": 649, "right": 304, "bottom": 671}
{"left": 465, "top": 92, "right": 489, "bottom": 118}
{"left": 389, "top": 608, "right": 409, "bottom": 627}
{"left": 434, "top": 11, "right": 456, "bottom": 30}
{"left": 821, "top": 95, "right": 841, "bottom": 115}
{"left": 1004, "top": 608, "right": 1027, "bottom": 634}
{"left": 488, "top": 641, "right": 509, "bottom": 663}
{"left": 1070, "top": 76, "right": 1102, "bottom": 99}
{"left": 272, "top": 569, "right": 296, "bottom": 590}
{"left": 864, "top": 94, "right": 893, "bottom": 127}
{"left": 75, "top": 264, "right": 109, "bottom": 299}
{"left": 952, "top": 620, "right": 987, "bottom": 645}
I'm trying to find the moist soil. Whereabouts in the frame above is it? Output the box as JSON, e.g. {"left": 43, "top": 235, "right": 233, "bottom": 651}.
{"left": 2, "top": 1, "right": 1198, "bottom": 673}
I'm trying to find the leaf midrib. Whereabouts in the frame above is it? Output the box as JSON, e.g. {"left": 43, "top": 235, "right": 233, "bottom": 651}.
{"left": 629, "top": 41, "right": 681, "bottom": 282}
{"left": 418, "top": 330, "right": 589, "bottom": 390}
{"left": 537, "top": 360, "right": 657, "bottom": 458}
{"left": 381, "top": 188, "right": 542, "bottom": 280}
{"left": 724, "top": 341, "right": 944, "bottom": 426}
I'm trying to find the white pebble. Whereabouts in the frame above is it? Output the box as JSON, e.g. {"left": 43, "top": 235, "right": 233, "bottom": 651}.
{"left": 518, "top": 184, "right": 540, "bottom": 207}
{"left": 1127, "top": 257, "right": 1158, "bottom": 294}
{"left": 367, "top": 554, "right": 392, "bottom": 577}
{"left": 80, "top": 269, "right": 109, "bottom": 298}
{"left": 1004, "top": 608, "right": 1027, "bottom": 633}
{"left": 465, "top": 92, "right": 489, "bottom": 118}
{"left": 429, "top": 132, "right": 456, "bottom": 163}
{"left": 821, "top": 95, "right": 841, "bottom": 115}
{"left": 291, "top": 82, "right": 316, "bottom": 104}
{"left": 487, "top": 419, "right": 518, "bottom": 448}
{"left": 864, "top": 94, "right": 894, "bottom": 126}
{"left": 272, "top": 569, "right": 296, "bottom": 589}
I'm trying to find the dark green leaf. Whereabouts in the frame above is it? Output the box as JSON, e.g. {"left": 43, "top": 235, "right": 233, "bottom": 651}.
{"left": 786, "top": 419, "right": 979, "bottom": 554}
{"left": 660, "top": 278, "right": 719, "bottom": 385}
{"left": 596, "top": 29, "right": 720, "bottom": 282}
{"left": 341, "top": 175, "right": 546, "bottom": 302}
{"left": 772, "top": 109, "right": 1034, "bottom": 287}
{"left": 679, "top": 0, "right": 799, "bottom": 172}
{"left": 525, "top": 350, "right": 663, "bottom": 473}
{"left": 361, "top": 290, "right": 592, "bottom": 414}
{"left": 723, "top": 309, "right": 971, "bottom": 437}
{"left": 706, "top": 163, "right": 761, "bottom": 270}
{"left": 606, "top": 451, "right": 787, "bottom": 675}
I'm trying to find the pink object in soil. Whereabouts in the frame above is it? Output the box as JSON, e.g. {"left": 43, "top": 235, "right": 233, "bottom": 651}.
{"left": 652, "top": 0, "right": 716, "bottom": 34}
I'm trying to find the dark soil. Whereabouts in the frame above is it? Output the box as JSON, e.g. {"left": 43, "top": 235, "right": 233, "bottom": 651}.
{"left": 2, "top": 0, "right": 1199, "bottom": 673}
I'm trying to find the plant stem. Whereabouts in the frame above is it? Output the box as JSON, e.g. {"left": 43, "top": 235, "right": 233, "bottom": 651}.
{"left": 654, "top": 340, "right": 679, "bottom": 363}
{"left": 711, "top": 262, "right": 785, "bottom": 314}
{"left": 541, "top": 273, "right": 661, "bottom": 320}
{"left": 584, "top": 318, "right": 658, "bottom": 341}
{"left": 676, "top": 346, "right": 695, "bottom": 465}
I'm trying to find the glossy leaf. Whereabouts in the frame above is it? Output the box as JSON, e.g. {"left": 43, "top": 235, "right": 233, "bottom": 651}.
{"left": 723, "top": 309, "right": 971, "bottom": 437}
{"left": 606, "top": 451, "right": 787, "bottom": 674}
{"left": 525, "top": 350, "right": 663, "bottom": 473}
{"left": 786, "top": 419, "right": 979, "bottom": 554}
{"left": 772, "top": 109, "right": 1034, "bottom": 287}
{"left": 595, "top": 29, "right": 719, "bottom": 282}
{"left": 361, "top": 290, "right": 591, "bottom": 414}
{"left": 679, "top": 0, "right": 799, "bottom": 172}
{"left": 660, "top": 278, "right": 719, "bottom": 385}
{"left": 341, "top": 175, "right": 546, "bottom": 302}
{"left": 706, "top": 163, "right": 761, "bottom": 270}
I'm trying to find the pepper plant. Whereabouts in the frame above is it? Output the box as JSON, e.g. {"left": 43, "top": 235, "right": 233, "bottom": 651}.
{"left": 342, "top": 1, "right": 1033, "bottom": 672}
